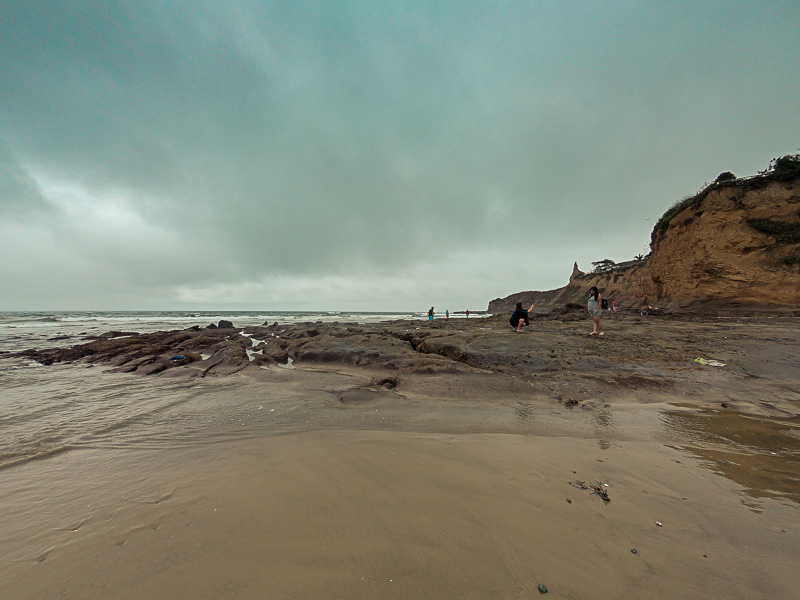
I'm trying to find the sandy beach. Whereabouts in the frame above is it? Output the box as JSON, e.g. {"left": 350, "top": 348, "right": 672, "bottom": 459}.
{"left": 2, "top": 313, "right": 800, "bottom": 599}
{"left": 5, "top": 1, "right": 800, "bottom": 596}
{"left": 3, "top": 429, "right": 798, "bottom": 599}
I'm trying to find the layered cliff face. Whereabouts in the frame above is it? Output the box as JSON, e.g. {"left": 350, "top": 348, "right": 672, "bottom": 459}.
{"left": 489, "top": 167, "right": 800, "bottom": 313}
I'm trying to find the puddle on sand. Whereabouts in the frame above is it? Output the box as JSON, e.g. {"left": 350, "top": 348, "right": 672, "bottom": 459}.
{"left": 662, "top": 408, "right": 800, "bottom": 509}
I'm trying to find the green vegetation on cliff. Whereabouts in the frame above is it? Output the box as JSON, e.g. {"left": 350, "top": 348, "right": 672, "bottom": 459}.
{"left": 747, "top": 218, "right": 800, "bottom": 244}
{"left": 653, "top": 153, "right": 800, "bottom": 241}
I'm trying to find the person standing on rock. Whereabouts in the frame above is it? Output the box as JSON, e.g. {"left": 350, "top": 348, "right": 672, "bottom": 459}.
{"left": 588, "top": 286, "right": 604, "bottom": 336}
{"left": 510, "top": 302, "right": 535, "bottom": 332}
{"left": 428, "top": 307, "right": 435, "bottom": 321}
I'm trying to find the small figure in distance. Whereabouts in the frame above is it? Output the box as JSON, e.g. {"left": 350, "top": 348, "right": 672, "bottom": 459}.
{"left": 588, "top": 286, "right": 604, "bottom": 336}
{"left": 428, "top": 307, "right": 435, "bottom": 322}
{"left": 465, "top": 309, "right": 470, "bottom": 318}
{"left": 445, "top": 309, "right": 449, "bottom": 319}
{"left": 509, "top": 301, "right": 535, "bottom": 332}
{"left": 611, "top": 300, "right": 618, "bottom": 312}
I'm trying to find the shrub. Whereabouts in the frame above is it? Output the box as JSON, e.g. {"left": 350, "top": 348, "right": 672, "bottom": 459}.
{"left": 656, "top": 194, "right": 699, "bottom": 231}
{"left": 781, "top": 253, "right": 800, "bottom": 265}
{"left": 747, "top": 219, "right": 800, "bottom": 244}
{"left": 773, "top": 154, "right": 800, "bottom": 175}
{"left": 715, "top": 171, "right": 736, "bottom": 183}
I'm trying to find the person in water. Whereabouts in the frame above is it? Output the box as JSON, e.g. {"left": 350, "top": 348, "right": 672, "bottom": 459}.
{"left": 588, "top": 286, "right": 604, "bottom": 336}
{"left": 509, "top": 301, "right": 535, "bottom": 332}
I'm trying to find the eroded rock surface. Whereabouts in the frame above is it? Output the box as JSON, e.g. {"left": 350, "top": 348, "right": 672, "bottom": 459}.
{"left": 10, "top": 312, "right": 800, "bottom": 418}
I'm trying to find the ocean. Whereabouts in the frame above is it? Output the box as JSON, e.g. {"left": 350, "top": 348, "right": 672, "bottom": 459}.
{"left": 0, "top": 310, "right": 436, "bottom": 354}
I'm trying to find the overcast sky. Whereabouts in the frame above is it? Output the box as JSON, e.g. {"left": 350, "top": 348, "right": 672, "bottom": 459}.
{"left": 1, "top": 1, "right": 798, "bottom": 311}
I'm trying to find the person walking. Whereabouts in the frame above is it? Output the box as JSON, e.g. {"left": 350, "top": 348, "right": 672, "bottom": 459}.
{"left": 588, "top": 286, "right": 604, "bottom": 336}
{"left": 445, "top": 310, "right": 449, "bottom": 319}
{"left": 428, "top": 307, "right": 435, "bottom": 321}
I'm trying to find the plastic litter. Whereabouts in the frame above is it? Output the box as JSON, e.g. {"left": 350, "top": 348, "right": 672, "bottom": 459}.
{"left": 656, "top": 521, "right": 663, "bottom": 527}
{"left": 170, "top": 355, "right": 185, "bottom": 360}
{"left": 695, "top": 357, "right": 726, "bottom": 367}
{"left": 538, "top": 583, "right": 548, "bottom": 594}
{"left": 631, "top": 548, "right": 638, "bottom": 554}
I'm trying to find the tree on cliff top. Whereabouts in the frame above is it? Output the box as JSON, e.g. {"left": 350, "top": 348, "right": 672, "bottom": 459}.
{"left": 592, "top": 259, "right": 616, "bottom": 273}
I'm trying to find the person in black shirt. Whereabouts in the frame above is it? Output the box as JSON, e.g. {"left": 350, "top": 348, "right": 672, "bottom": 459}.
{"left": 509, "top": 301, "right": 535, "bottom": 332}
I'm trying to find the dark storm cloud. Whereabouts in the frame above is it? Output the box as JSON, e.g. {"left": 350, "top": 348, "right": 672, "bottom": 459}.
{"left": 1, "top": 1, "right": 798, "bottom": 309}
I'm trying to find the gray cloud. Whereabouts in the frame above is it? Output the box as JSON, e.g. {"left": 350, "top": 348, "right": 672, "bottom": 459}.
{"left": 1, "top": 1, "right": 798, "bottom": 310}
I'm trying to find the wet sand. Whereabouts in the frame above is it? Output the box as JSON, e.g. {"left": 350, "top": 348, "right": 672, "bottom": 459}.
{"left": 3, "top": 425, "right": 799, "bottom": 599}
{"left": 2, "top": 314, "right": 800, "bottom": 598}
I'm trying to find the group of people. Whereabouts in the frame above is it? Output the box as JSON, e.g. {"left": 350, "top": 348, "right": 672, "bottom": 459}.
{"left": 427, "top": 308, "right": 470, "bottom": 321}
{"left": 430, "top": 286, "right": 610, "bottom": 336}
{"left": 510, "top": 286, "right": 607, "bottom": 336}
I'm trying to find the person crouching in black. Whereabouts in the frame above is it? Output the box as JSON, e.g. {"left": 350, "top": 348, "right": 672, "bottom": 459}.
{"left": 509, "top": 302, "right": 535, "bottom": 332}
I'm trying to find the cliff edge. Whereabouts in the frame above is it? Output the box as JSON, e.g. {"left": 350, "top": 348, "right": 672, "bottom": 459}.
{"left": 489, "top": 155, "right": 800, "bottom": 312}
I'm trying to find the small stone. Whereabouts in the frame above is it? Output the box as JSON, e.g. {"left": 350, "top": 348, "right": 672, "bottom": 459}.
{"left": 566, "top": 498, "right": 572, "bottom": 504}
{"left": 538, "top": 583, "right": 548, "bottom": 594}
{"left": 631, "top": 548, "right": 638, "bottom": 554}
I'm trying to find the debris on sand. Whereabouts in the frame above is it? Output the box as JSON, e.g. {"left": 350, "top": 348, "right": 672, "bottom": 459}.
{"left": 570, "top": 479, "right": 611, "bottom": 502}
{"left": 695, "top": 357, "right": 726, "bottom": 367}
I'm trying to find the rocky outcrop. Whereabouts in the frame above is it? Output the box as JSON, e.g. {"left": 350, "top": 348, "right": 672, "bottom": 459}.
{"left": 489, "top": 160, "right": 800, "bottom": 312}
{"left": 12, "top": 320, "right": 473, "bottom": 376}
{"left": 12, "top": 313, "right": 800, "bottom": 419}
{"left": 10, "top": 313, "right": 644, "bottom": 378}
{"left": 15, "top": 327, "right": 250, "bottom": 375}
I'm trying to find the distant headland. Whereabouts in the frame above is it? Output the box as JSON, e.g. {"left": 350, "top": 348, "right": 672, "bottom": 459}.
{"left": 489, "top": 154, "right": 800, "bottom": 313}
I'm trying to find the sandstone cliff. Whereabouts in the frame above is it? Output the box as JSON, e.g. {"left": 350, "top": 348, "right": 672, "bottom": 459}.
{"left": 489, "top": 156, "right": 800, "bottom": 313}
